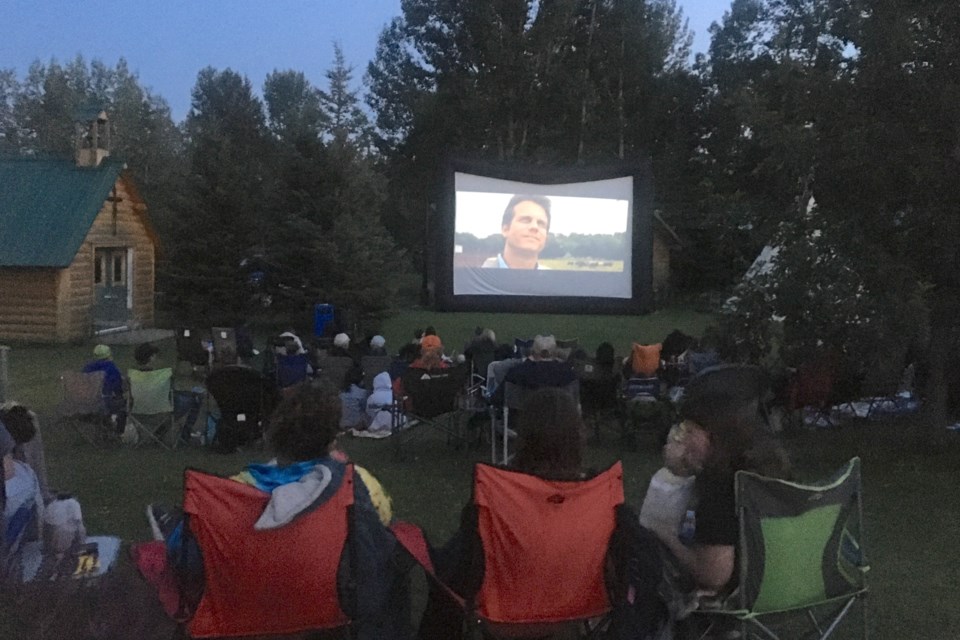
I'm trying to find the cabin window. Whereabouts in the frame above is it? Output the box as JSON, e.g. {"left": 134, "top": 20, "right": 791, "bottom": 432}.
{"left": 94, "top": 254, "right": 104, "bottom": 285}
{"left": 113, "top": 253, "right": 126, "bottom": 284}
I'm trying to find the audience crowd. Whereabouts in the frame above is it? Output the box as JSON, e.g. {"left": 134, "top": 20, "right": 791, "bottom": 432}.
{"left": 1, "top": 321, "right": 788, "bottom": 640}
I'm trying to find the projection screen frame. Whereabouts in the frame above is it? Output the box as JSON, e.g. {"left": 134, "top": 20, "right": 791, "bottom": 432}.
{"left": 434, "top": 157, "right": 655, "bottom": 315}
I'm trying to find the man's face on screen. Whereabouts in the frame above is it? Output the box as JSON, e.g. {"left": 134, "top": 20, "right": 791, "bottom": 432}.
{"left": 502, "top": 200, "right": 549, "bottom": 256}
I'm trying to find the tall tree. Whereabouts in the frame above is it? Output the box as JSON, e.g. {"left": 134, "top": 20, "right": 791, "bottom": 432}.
{"left": 165, "top": 68, "right": 271, "bottom": 323}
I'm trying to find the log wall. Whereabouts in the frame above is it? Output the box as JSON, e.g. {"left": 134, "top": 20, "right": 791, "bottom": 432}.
{"left": 0, "top": 174, "right": 155, "bottom": 342}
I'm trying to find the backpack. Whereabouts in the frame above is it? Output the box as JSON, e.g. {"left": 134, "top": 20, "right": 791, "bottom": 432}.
{"left": 604, "top": 505, "right": 670, "bottom": 640}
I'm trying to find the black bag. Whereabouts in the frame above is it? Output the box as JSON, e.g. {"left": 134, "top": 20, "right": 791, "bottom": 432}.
{"left": 604, "top": 505, "right": 670, "bottom": 640}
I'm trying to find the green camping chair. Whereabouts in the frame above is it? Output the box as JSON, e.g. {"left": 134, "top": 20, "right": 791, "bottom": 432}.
{"left": 693, "top": 457, "right": 869, "bottom": 640}
{"left": 127, "top": 368, "right": 175, "bottom": 449}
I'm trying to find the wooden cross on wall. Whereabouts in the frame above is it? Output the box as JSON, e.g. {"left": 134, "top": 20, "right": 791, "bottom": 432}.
{"left": 107, "top": 186, "right": 122, "bottom": 236}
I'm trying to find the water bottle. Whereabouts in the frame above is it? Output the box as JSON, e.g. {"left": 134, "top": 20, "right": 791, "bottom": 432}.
{"left": 679, "top": 509, "right": 696, "bottom": 544}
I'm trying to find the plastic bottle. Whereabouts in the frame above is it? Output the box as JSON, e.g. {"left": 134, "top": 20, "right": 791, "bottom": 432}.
{"left": 679, "top": 509, "right": 696, "bottom": 544}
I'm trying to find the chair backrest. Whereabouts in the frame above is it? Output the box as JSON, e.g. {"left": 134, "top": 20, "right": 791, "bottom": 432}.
{"left": 486, "top": 358, "right": 520, "bottom": 394}
{"left": 735, "top": 457, "right": 866, "bottom": 614}
{"left": 504, "top": 380, "right": 579, "bottom": 410}
{"left": 128, "top": 368, "right": 174, "bottom": 415}
{"left": 210, "top": 327, "right": 238, "bottom": 365}
{"left": 205, "top": 366, "right": 277, "bottom": 419}
{"left": 360, "top": 355, "right": 392, "bottom": 390}
{"left": 176, "top": 328, "right": 209, "bottom": 366}
{"left": 57, "top": 370, "right": 106, "bottom": 416}
{"left": 472, "top": 461, "right": 625, "bottom": 624}
{"left": 275, "top": 353, "right": 310, "bottom": 389}
{"left": 629, "top": 343, "right": 662, "bottom": 378}
{"left": 402, "top": 366, "right": 468, "bottom": 418}
{"left": 183, "top": 467, "right": 354, "bottom": 637}
{"left": 316, "top": 355, "right": 355, "bottom": 389}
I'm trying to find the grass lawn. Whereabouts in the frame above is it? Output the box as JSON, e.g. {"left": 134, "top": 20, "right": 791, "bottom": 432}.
{"left": 1, "top": 309, "right": 958, "bottom": 639}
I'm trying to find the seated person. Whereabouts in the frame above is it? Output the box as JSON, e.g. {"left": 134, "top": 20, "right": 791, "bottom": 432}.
{"left": 649, "top": 368, "right": 791, "bottom": 596}
{"left": 368, "top": 335, "right": 388, "bottom": 357}
{"left": 3, "top": 422, "right": 43, "bottom": 550}
{"left": 133, "top": 342, "right": 160, "bottom": 372}
{"left": 418, "top": 387, "right": 589, "bottom": 638}
{"left": 364, "top": 372, "right": 402, "bottom": 436}
{"left": 395, "top": 335, "right": 450, "bottom": 400}
{"left": 82, "top": 344, "right": 126, "bottom": 434}
{"left": 463, "top": 328, "right": 498, "bottom": 376}
{"left": 410, "top": 335, "right": 448, "bottom": 370}
{"left": 639, "top": 422, "right": 696, "bottom": 537}
{"left": 0, "top": 402, "right": 51, "bottom": 504}
{"left": 152, "top": 385, "right": 406, "bottom": 638}
{"left": 339, "top": 365, "right": 370, "bottom": 431}
{"left": 490, "top": 335, "right": 577, "bottom": 406}
{"left": 328, "top": 333, "right": 354, "bottom": 359}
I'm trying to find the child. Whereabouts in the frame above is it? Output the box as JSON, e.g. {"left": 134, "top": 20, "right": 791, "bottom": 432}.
{"left": 639, "top": 422, "right": 696, "bottom": 539}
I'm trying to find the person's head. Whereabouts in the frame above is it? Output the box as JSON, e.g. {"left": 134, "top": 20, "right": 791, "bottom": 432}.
{"left": 420, "top": 334, "right": 443, "bottom": 354}
{"left": 370, "top": 335, "right": 386, "bottom": 350}
{"left": 501, "top": 195, "right": 551, "bottom": 259}
{"left": 284, "top": 338, "right": 300, "bottom": 356}
{"left": 530, "top": 334, "right": 557, "bottom": 360}
{"left": 679, "top": 366, "right": 770, "bottom": 473}
{"left": 93, "top": 344, "right": 112, "bottom": 360}
{"left": 0, "top": 403, "right": 37, "bottom": 445}
{"left": 663, "top": 422, "right": 693, "bottom": 476}
{"left": 481, "top": 328, "right": 497, "bottom": 344}
{"left": 512, "top": 387, "right": 584, "bottom": 480}
{"left": 134, "top": 342, "right": 159, "bottom": 367}
{"left": 342, "top": 364, "right": 365, "bottom": 392}
{"left": 398, "top": 342, "right": 420, "bottom": 363}
{"left": 266, "top": 385, "right": 341, "bottom": 464}
{"left": 333, "top": 333, "right": 350, "bottom": 350}
{"left": 596, "top": 342, "right": 615, "bottom": 367}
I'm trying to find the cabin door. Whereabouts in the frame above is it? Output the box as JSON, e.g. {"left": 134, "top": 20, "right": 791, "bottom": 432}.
{"left": 93, "top": 247, "right": 130, "bottom": 331}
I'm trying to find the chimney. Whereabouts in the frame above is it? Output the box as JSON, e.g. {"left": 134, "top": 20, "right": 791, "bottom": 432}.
{"left": 74, "top": 106, "right": 110, "bottom": 168}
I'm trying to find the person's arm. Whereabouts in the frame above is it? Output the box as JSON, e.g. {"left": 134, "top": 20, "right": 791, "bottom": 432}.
{"left": 2, "top": 453, "right": 15, "bottom": 481}
{"left": 653, "top": 527, "right": 734, "bottom": 592}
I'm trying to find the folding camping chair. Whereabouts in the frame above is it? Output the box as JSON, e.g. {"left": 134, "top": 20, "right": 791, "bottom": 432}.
{"left": 178, "top": 468, "right": 355, "bottom": 638}
{"left": 691, "top": 457, "right": 869, "bottom": 640}
{"left": 619, "top": 376, "right": 671, "bottom": 449}
{"left": 127, "top": 368, "right": 175, "bottom": 449}
{"left": 55, "top": 370, "right": 116, "bottom": 447}
{"left": 316, "top": 355, "right": 355, "bottom": 388}
{"left": 205, "top": 365, "right": 279, "bottom": 453}
{"left": 494, "top": 379, "right": 580, "bottom": 465}
{"left": 210, "top": 326, "right": 238, "bottom": 366}
{"left": 406, "top": 462, "right": 626, "bottom": 639}
{"left": 577, "top": 358, "right": 621, "bottom": 443}
{"left": 393, "top": 365, "right": 470, "bottom": 459}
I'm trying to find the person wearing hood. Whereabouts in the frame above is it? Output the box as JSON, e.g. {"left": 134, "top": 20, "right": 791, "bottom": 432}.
{"left": 155, "top": 385, "right": 408, "bottom": 638}
{"left": 361, "top": 371, "right": 403, "bottom": 437}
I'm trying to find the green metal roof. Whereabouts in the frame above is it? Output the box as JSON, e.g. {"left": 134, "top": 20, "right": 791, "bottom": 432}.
{"left": 0, "top": 157, "right": 125, "bottom": 267}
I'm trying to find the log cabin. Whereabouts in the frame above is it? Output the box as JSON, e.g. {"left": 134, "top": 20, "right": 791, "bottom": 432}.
{"left": 0, "top": 109, "right": 157, "bottom": 342}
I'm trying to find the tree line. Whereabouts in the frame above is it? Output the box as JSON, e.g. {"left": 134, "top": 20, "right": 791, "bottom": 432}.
{"left": 2, "top": 0, "right": 958, "bottom": 424}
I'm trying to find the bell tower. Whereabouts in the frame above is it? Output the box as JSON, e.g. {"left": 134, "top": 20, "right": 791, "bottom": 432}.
{"left": 74, "top": 106, "right": 110, "bottom": 167}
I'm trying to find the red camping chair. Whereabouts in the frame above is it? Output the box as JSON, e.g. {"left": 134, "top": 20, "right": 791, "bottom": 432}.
{"left": 181, "top": 467, "right": 354, "bottom": 638}
{"left": 403, "top": 461, "right": 625, "bottom": 638}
